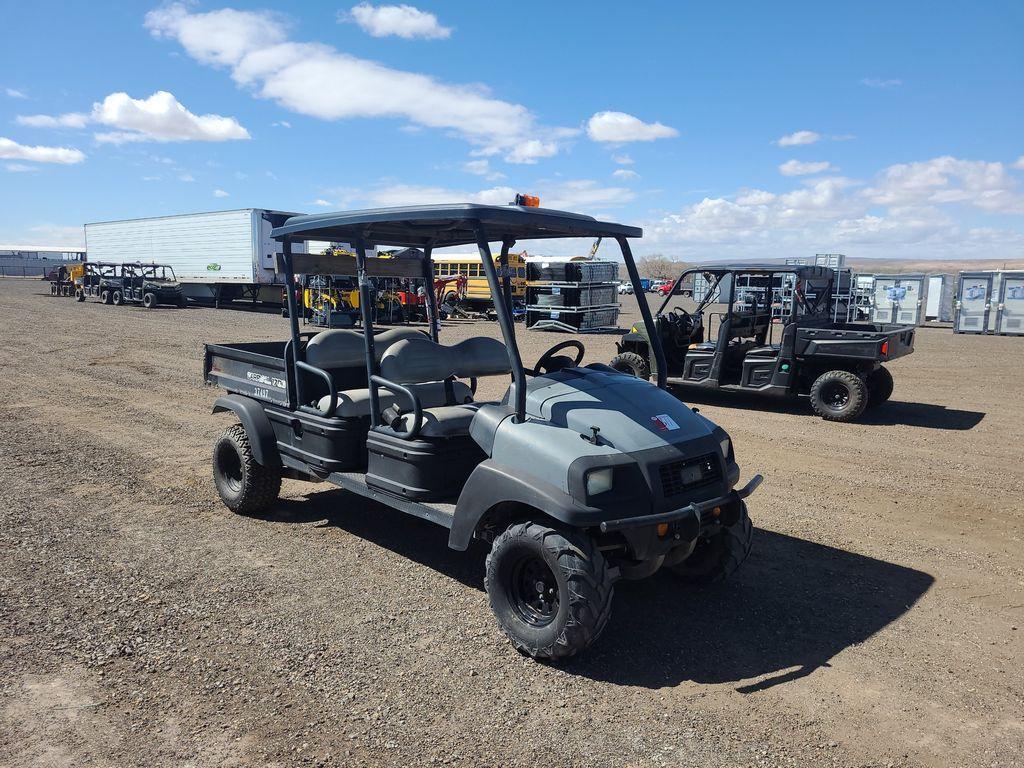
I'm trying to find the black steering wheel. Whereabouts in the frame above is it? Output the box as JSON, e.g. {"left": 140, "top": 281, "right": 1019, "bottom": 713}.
{"left": 664, "top": 307, "right": 698, "bottom": 342}
{"left": 533, "top": 339, "right": 585, "bottom": 375}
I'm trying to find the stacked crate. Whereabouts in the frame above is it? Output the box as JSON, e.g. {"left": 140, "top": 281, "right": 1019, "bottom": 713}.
{"left": 525, "top": 259, "right": 620, "bottom": 332}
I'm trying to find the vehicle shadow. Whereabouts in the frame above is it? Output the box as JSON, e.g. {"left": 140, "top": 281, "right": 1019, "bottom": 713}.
{"left": 675, "top": 388, "right": 985, "bottom": 430}
{"left": 263, "top": 490, "right": 933, "bottom": 691}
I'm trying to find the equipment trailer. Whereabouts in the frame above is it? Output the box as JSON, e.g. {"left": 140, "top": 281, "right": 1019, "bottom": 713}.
{"left": 204, "top": 203, "right": 762, "bottom": 660}
{"left": 612, "top": 263, "right": 915, "bottom": 422}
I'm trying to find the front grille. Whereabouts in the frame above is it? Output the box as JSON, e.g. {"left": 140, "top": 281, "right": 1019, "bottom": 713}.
{"left": 659, "top": 453, "right": 721, "bottom": 498}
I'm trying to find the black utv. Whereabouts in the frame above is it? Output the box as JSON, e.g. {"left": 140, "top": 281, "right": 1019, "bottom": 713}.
{"left": 112, "top": 263, "right": 186, "bottom": 308}
{"left": 612, "top": 264, "right": 915, "bottom": 422}
{"left": 75, "top": 262, "right": 122, "bottom": 303}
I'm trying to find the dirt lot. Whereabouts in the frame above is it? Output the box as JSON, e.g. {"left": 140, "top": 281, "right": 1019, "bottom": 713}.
{"left": 1, "top": 278, "right": 1022, "bottom": 768}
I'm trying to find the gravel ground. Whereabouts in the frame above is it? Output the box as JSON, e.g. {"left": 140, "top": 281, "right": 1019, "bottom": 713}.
{"left": 1, "top": 279, "right": 1022, "bottom": 768}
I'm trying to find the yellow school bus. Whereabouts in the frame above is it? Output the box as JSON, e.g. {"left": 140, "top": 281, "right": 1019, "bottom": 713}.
{"left": 431, "top": 251, "right": 527, "bottom": 306}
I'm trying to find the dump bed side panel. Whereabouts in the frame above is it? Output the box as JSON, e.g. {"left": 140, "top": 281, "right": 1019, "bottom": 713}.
{"left": 205, "top": 342, "right": 290, "bottom": 406}
{"left": 795, "top": 324, "right": 914, "bottom": 361}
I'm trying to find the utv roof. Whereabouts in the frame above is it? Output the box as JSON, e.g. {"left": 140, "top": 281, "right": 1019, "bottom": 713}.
{"left": 271, "top": 204, "right": 642, "bottom": 248}
{"left": 688, "top": 262, "right": 836, "bottom": 277}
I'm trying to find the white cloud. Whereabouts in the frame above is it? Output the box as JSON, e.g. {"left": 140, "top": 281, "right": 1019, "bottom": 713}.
{"left": 505, "top": 139, "right": 558, "bottom": 164}
{"left": 778, "top": 159, "right": 836, "bottom": 177}
{"left": 312, "top": 198, "right": 332, "bottom": 207}
{"left": 0, "top": 137, "right": 85, "bottom": 164}
{"left": 863, "top": 156, "right": 1024, "bottom": 214}
{"left": 645, "top": 155, "right": 1024, "bottom": 259}
{"left": 17, "top": 112, "right": 89, "bottom": 129}
{"left": 612, "top": 154, "right": 633, "bottom": 165}
{"left": 6, "top": 88, "right": 27, "bottom": 99}
{"left": 5, "top": 163, "right": 36, "bottom": 172}
{"left": 20, "top": 91, "right": 249, "bottom": 144}
{"left": 271, "top": 120, "right": 291, "bottom": 128}
{"left": 350, "top": 178, "right": 634, "bottom": 214}
{"left": 179, "top": 172, "right": 195, "bottom": 182}
{"left": 776, "top": 130, "right": 821, "bottom": 147}
{"left": 861, "top": 78, "right": 902, "bottom": 89}
{"left": 586, "top": 111, "right": 678, "bottom": 143}
{"left": 1012, "top": 155, "right": 1024, "bottom": 170}
{"left": 146, "top": 3, "right": 570, "bottom": 163}
{"left": 612, "top": 168, "right": 640, "bottom": 180}
{"left": 346, "top": 3, "right": 451, "bottom": 39}
{"left": 213, "top": 188, "right": 230, "bottom": 198}
{"left": 461, "top": 159, "right": 506, "bottom": 180}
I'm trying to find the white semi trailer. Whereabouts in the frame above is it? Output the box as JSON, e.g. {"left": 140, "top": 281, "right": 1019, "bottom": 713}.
{"left": 84, "top": 209, "right": 309, "bottom": 305}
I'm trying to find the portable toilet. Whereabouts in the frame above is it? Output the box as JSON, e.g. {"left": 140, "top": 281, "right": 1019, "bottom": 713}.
{"left": 871, "top": 274, "right": 927, "bottom": 325}
{"left": 950, "top": 272, "right": 999, "bottom": 335}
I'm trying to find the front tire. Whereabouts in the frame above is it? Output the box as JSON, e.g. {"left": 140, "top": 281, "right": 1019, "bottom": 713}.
{"left": 867, "top": 366, "right": 894, "bottom": 407}
{"left": 610, "top": 351, "right": 651, "bottom": 380}
{"left": 213, "top": 424, "right": 281, "bottom": 515}
{"left": 76, "top": 290, "right": 85, "bottom": 302}
{"left": 669, "top": 502, "right": 753, "bottom": 585}
{"left": 809, "top": 369, "right": 868, "bottom": 422}
{"left": 486, "top": 522, "right": 614, "bottom": 661}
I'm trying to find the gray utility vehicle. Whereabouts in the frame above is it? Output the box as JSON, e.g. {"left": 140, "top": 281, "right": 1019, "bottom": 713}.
{"left": 611, "top": 264, "right": 915, "bottom": 422}
{"left": 112, "top": 263, "right": 185, "bottom": 308}
{"left": 204, "top": 204, "right": 762, "bottom": 660}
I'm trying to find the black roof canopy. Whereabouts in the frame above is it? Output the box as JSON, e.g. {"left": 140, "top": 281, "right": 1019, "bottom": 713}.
{"left": 271, "top": 203, "right": 642, "bottom": 248}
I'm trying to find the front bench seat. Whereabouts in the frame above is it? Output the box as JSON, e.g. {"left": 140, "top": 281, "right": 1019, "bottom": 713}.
{"left": 379, "top": 336, "right": 511, "bottom": 438}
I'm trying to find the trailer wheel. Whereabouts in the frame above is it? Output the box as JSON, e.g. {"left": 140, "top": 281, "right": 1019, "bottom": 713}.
{"left": 111, "top": 290, "right": 124, "bottom": 306}
{"left": 610, "top": 351, "right": 650, "bottom": 380}
{"left": 867, "top": 366, "right": 894, "bottom": 407}
{"left": 809, "top": 369, "right": 868, "bottom": 422}
{"left": 669, "top": 502, "right": 753, "bottom": 585}
{"left": 486, "top": 522, "right": 614, "bottom": 661}
{"left": 213, "top": 424, "right": 281, "bottom": 515}
{"left": 143, "top": 292, "right": 157, "bottom": 309}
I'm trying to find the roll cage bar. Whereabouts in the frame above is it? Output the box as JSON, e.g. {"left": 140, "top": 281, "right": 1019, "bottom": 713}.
{"left": 270, "top": 203, "right": 665, "bottom": 424}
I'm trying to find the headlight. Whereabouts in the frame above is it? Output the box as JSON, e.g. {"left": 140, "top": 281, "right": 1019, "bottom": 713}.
{"left": 585, "top": 467, "right": 614, "bottom": 496}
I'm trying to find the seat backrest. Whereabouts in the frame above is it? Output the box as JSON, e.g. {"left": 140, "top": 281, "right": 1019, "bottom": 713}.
{"left": 380, "top": 337, "right": 510, "bottom": 384}
{"left": 304, "top": 327, "right": 425, "bottom": 369}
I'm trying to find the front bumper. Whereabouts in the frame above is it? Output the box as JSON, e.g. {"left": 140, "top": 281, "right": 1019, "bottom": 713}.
{"left": 599, "top": 474, "right": 762, "bottom": 534}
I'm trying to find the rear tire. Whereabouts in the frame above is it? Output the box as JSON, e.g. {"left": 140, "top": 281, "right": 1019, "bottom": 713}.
{"left": 669, "top": 502, "right": 753, "bottom": 585}
{"left": 143, "top": 292, "right": 156, "bottom": 309}
{"left": 101, "top": 290, "right": 112, "bottom": 305}
{"left": 867, "top": 366, "right": 894, "bottom": 407}
{"left": 213, "top": 424, "right": 281, "bottom": 515}
{"left": 809, "top": 369, "right": 868, "bottom": 422}
{"left": 610, "top": 351, "right": 651, "bottom": 380}
{"left": 111, "top": 290, "right": 123, "bottom": 306}
{"left": 76, "top": 290, "right": 85, "bottom": 302}
{"left": 486, "top": 522, "right": 614, "bottom": 661}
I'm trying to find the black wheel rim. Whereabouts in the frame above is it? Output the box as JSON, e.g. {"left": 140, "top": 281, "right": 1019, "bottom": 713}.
{"left": 508, "top": 555, "right": 559, "bottom": 627}
{"left": 215, "top": 442, "right": 243, "bottom": 494}
{"left": 822, "top": 381, "right": 850, "bottom": 409}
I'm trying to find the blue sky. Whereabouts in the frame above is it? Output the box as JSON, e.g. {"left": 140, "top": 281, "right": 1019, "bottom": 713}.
{"left": 2, "top": 0, "right": 1022, "bottom": 258}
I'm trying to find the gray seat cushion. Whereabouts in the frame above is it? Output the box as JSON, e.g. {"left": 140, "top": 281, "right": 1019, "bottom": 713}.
{"left": 305, "top": 327, "right": 425, "bottom": 369}
{"left": 380, "top": 337, "right": 510, "bottom": 384}
{"left": 317, "top": 380, "right": 472, "bottom": 418}
{"left": 392, "top": 403, "right": 486, "bottom": 438}
{"left": 746, "top": 344, "right": 781, "bottom": 357}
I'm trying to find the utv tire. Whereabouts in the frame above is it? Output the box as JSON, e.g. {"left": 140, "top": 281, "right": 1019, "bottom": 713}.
{"left": 669, "top": 502, "right": 753, "bottom": 585}
{"left": 809, "top": 369, "right": 868, "bottom": 422}
{"left": 867, "top": 366, "right": 894, "bottom": 407}
{"left": 143, "top": 292, "right": 157, "bottom": 309}
{"left": 213, "top": 423, "right": 281, "bottom": 515}
{"left": 610, "top": 351, "right": 651, "bottom": 380}
{"left": 101, "top": 290, "right": 112, "bottom": 305}
{"left": 76, "top": 290, "right": 85, "bottom": 302}
{"left": 486, "top": 522, "right": 614, "bottom": 661}
{"left": 111, "top": 290, "right": 123, "bottom": 306}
